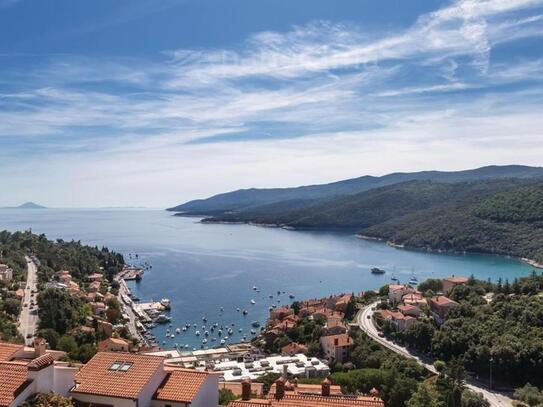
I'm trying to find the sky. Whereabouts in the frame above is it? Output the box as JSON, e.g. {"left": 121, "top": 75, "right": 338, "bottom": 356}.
{"left": 0, "top": 0, "right": 542, "bottom": 208}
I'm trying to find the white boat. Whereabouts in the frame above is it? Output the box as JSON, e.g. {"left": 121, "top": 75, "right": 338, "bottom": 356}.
{"left": 176, "top": 328, "right": 181, "bottom": 334}
{"left": 250, "top": 299, "right": 256, "bottom": 305}
{"left": 220, "top": 339, "right": 226, "bottom": 345}
{"left": 160, "top": 298, "right": 171, "bottom": 309}
{"left": 195, "top": 330, "right": 200, "bottom": 336}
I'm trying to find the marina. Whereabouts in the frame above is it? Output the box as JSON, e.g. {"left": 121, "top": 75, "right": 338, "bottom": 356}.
{"left": 0, "top": 208, "right": 535, "bottom": 351}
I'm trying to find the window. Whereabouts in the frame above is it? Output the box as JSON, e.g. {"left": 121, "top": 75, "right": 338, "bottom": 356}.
{"left": 119, "top": 362, "right": 133, "bottom": 372}
{"left": 109, "top": 361, "right": 133, "bottom": 372}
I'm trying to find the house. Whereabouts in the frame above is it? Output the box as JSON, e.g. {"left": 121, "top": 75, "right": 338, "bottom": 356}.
{"left": 333, "top": 294, "right": 353, "bottom": 313}
{"left": 388, "top": 285, "right": 416, "bottom": 305}
{"left": 88, "top": 281, "right": 101, "bottom": 292}
{"left": 442, "top": 276, "right": 468, "bottom": 294}
{"left": 0, "top": 264, "right": 13, "bottom": 281}
{"left": 90, "top": 301, "right": 106, "bottom": 315}
{"left": 320, "top": 334, "right": 353, "bottom": 364}
{"left": 87, "top": 273, "right": 104, "bottom": 282}
{"left": 70, "top": 351, "right": 218, "bottom": 407}
{"left": 402, "top": 292, "right": 427, "bottom": 307}
{"left": 281, "top": 342, "right": 308, "bottom": 356}
{"left": 228, "top": 377, "right": 384, "bottom": 407}
{"left": 323, "top": 316, "right": 347, "bottom": 336}
{"left": 429, "top": 296, "right": 459, "bottom": 325}
{"left": 97, "top": 319, "right": 114, "bottom": 338}
{"left": 0, "top": 338, "right": 78, "bottom": 407}
{"left": 398, "top": 304, "right": 423, "bottom": 318}
{"left": 376, "top": 310, "right": 416, "bottom": 332}
{"left": 98, "top": 337, "right": 131, "bottom": 352}
{"left": 270, "top": 306, "right": 294, "bottom": 321}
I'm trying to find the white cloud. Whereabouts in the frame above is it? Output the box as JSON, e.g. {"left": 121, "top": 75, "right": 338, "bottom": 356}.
{"left": 0, "top": 0, "right": 542, "bottom": 206}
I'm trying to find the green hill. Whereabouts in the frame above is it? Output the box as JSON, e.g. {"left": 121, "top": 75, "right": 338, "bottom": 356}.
{"left": 168, "top": 165, "right": 543, "bottom": 214}
{"left": 203, "top": 178, "right": 543, "bottom": 263}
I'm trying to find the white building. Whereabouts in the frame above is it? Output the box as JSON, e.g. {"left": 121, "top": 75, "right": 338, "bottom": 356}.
{"left": 212, "top": 353, "right": 330, "bottom": 381}
{"left": 0, "top": 264, "right": 13, "bottom": 281}
{"left": 70, "top": 351, "right": 218, "bottom": 407}
{"left": 0, "top": 339, "right": 78, "bottom": 407}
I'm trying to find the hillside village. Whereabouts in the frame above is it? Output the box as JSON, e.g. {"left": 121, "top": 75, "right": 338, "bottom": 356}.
{"left": 3, "top": 232, "right": 543, "bottom": 407}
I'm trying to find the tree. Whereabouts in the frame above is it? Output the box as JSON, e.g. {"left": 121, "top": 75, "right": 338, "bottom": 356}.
{"left": 58, "top": 335, "right": 78, "bottom": 355}
{"left": 514, "top": 383, "right": 543, "bottom": 407}
{"left": 408, "top": 383, "right": 444, "bottom": 407}
{"left": 36, "top": 329, "right": 60, "bottom": 349}
{"left": 461, "top": 390, "right": 490, "bottom": 407}
{"left": 219, "top": 388, "right": 238, "bottom": 405}
{"left": 2, "top": 298, "right": 21, "bottom": 317}
{"left": 25, "top": 393, "right": 74, "bottom": 407}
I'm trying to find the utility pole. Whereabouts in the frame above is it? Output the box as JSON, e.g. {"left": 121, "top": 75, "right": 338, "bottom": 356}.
{"left": 489, "top": 357, "right": 494, "bottom": 390}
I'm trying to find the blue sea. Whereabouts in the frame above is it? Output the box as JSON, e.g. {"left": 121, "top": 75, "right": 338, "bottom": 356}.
{"left": 0, "top": 208, "right": 534, "bottom": 349}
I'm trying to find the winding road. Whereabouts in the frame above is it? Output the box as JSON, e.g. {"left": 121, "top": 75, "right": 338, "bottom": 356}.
{"left": 357, "top": 302, "right": 514, "bottom": 407}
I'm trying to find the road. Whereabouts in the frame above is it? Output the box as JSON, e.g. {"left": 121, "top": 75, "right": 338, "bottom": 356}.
{"left": 117, "top": 279, "right": 146, "bottom": 345}
{"left": 18, "top": 256, "right": 39, "bottom": 345}
{"left": 357, "top": 302, "right": 514, "bottom": 407}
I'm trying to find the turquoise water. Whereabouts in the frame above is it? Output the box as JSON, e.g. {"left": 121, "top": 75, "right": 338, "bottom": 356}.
{"left": 0, "top": 208, "right": 534, "bottom": 349}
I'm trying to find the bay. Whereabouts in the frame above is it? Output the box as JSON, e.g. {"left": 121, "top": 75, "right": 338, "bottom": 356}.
{"left": 0, "top": 208, "right": 533, "bottom": 350}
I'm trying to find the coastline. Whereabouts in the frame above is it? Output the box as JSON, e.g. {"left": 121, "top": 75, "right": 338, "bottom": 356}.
{"left": 356, "top": 234, "right": 543, "bottom": 269}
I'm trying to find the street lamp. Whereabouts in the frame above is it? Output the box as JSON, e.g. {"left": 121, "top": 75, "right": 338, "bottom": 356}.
{"left": 489, "top": 357, "right": 494, "bottom": 390}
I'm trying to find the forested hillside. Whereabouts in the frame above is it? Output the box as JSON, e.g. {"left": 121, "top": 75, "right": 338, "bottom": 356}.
{"left": 201, "top": 178, "right": 543, "bottom": 263}
{"left": 168, "top": 165, "right": 543, "bottom": 215}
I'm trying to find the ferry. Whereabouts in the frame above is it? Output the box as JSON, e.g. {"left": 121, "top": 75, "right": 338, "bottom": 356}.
{"left": 371, "top": 267, "right": 386, "bottom": 275}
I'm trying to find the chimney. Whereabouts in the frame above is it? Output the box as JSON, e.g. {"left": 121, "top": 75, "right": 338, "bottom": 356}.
{"left": 33, "top": 337, "right": 47, "bottom": 357}
{"left": 241, "top": 378, "right": 251, "bottom": 401}
{"left": 275, "top": 377, "right": 285, "bottom": 400}
{"left": 282, "top": 364, "right": 288, "bottom": 380}
{"left": 321, "top": 377, "right": 331, "bottom": 397}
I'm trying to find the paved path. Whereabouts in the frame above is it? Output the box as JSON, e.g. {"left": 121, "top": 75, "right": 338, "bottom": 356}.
{"left": 18, "top": 256, "right": 39, "bottom": 345}
{"left": 357, "top": 302, "right": 514, "bottom": 407}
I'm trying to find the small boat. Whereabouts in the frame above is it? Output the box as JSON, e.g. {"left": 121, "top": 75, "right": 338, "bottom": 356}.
{"left": 160, "top": 298, "right": 171, "bottom": 309}
{"left": 195, "top": 330, "right": 200, "bottom": 336}
{"left": 252, "top": 286, "right": 258, "bottom": 291}
{"left": 176, "top": 328, "right": 181, "bottom": 334}
{"left": 242, "top": 310, "right": 248, "bottom": 315}
{"left": 202, "top": 316, "right": 207, "bottom": 322}
{"left": 251, "top": 321, "right": 260, "bottom": 328}
{"left": 202, "top": 338, "right": 208, "bottom": 344}
{"left": 250, "top": 299, "right": 256, "bottom": 305}
{"left": 170, "top": 334, "right": 175, "bottom": 339}
{"left": 156, "top": 314, "right": 171, "bottom": 324}
{"left": 236, "top": 308, "right": 240, "bottom": 312}
{"left": 371, "top": 267, "right": 386, "bottom": 275}
{"left": 409, "top": 276, "right": 418, "bottom": 286}
{"left": 220, "top": 339, "right": 226, "bottom": 345}
{"left": 289, "top": 294, "right": 295, "bottom": 299}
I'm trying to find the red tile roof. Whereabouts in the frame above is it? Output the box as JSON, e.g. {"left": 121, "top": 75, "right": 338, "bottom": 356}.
{"left": 72, "top": 352, "right": 165, "bottom": 399}
{"left": 0, "top": 342, "right": 22, "bottom": 362}
{"left": 153, "top": 369, "right": 210, "bottom": 403}
{"left": 320, "top": 334, "right": 353, "bottom": 348}
{"left": 28, "top": 353, "right": 55, "bottom": 370}
{"left": 0, "top": 362, "right": 31, "bottom": 407}
{"left": 228, "top": 394, "right": 384, "bottom": 407}
{"left": 443, "top": 276, "right": 468, "bottom": 283}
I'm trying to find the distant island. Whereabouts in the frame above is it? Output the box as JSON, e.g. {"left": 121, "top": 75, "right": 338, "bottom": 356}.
{"left": 2, "top": 202, "right": 47, "bottom": 209}
{"left": 168, "top": 165, "right": 543, "bottom": 266}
